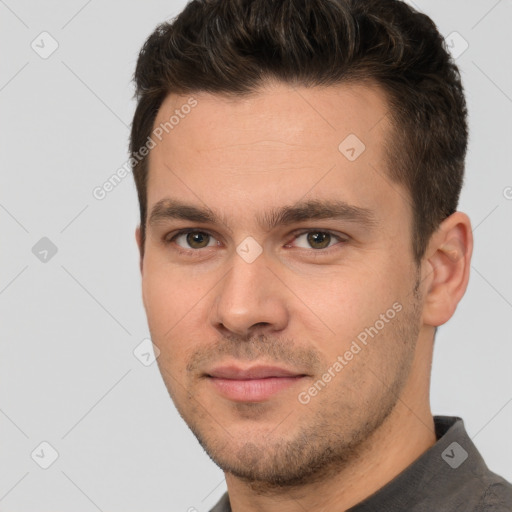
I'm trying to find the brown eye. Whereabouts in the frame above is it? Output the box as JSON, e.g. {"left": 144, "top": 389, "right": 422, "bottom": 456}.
{"left": 306, "top": 232, "right": 331, "bottom": 249}
{"left": 168, "top": 230, "right": 217, "bottom": 250}
{"left": 288, "top": 230, "right": 347, "bottom": 251}
{"left": 185, "top": 231, "right": 211, "bottom": 249}
{"left": 286, "top": 229, "right": 350, "bottom": 256}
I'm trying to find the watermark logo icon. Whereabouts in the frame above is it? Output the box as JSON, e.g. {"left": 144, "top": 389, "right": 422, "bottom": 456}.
{"left": 133, "top": 338, "right": 160, "bottom": 367}
{"left": 338, "top": 134, "right": 366, "bottom": 161}
{"left": 442, "top": 441, "right": 468, "bottom": 469}
{"left": 445, "top": 32, "right": 469, "bottom": 59}
{"left": 31, "top": 31, "right": 59, "bottom": 59}
{"left": 236, "top": 236, "right": 263, "bottom": 263}
{"left": 32, "top": 237, "right": 58, "bottom": 263}
{"left": 31, "top": 441, "right": 59, "bottom": 469}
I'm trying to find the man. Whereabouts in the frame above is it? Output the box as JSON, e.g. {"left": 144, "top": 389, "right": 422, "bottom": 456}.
{"left": 130, "top": 0, "right": 512, "bottom": 510}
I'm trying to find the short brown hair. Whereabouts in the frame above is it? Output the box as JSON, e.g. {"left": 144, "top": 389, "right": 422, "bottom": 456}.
{"left": 130, "top": 0, "right": 468, "bottom": 264}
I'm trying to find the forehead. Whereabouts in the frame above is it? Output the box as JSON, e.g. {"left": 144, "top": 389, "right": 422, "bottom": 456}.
{"left": 152, "top": 81, "right": 390, "bottom": 153}
{"left": 146, "top": 81, "right": 408, "bottom": 231}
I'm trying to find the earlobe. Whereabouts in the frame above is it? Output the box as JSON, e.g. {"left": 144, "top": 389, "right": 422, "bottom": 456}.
{"left": 421, "top": 212, "right": 473, "bottom": 327}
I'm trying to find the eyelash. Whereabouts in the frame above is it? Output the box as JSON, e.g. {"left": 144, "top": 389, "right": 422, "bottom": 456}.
{"left": 163, "top": 228, "right": 348, "bottom": 257}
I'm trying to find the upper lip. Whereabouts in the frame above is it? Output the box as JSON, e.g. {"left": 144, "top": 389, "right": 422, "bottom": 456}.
{"left": 206, "top": 364, "right": 305, "bottom": 380}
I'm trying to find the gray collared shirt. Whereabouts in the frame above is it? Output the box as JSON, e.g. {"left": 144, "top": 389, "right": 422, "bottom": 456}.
{"left": 209, "top": 416, "right": 512, "bottom": 511}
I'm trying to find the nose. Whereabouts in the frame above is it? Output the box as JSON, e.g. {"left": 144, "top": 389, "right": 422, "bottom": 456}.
{"left": 210, "top": 248, "right": 289, "bottom": 338}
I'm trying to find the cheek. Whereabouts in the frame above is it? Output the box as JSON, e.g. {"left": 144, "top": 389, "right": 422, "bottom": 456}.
{"left": 297, "top": 264, "right": 400, "bottom": 351}
{"left": 142, "top": 257, "right": 203, "bottom": 332}
{"left": 141, "top": 265, "right": 201, "bottom": 366}
{"left": 142, "top": 273, "right": 174, "bottom": 336}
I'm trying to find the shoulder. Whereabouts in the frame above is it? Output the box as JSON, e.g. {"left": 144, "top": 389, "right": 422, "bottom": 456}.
{"left": 476, "top": 478, "right": 512, "bottom": 511}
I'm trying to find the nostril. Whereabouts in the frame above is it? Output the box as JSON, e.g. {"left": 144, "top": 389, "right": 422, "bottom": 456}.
{"left": 252, "top": 322, "right": 270, "bottom": 329}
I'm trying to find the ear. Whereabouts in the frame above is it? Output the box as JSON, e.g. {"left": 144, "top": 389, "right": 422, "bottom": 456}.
{"left": 421, "top": 211, "right": 473, "bottom": 327}
{"left": 135, "top": 225, "right": 144, "bottom": 275}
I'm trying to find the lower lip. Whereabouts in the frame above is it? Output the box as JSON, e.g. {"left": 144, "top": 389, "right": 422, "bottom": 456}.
{"left": 208, "top": 376, "right": 305, "bottom": 402}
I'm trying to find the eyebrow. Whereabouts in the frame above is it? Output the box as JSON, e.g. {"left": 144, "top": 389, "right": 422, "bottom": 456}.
{"left": 148, "top": 197, "right": 378, "bottom": 232}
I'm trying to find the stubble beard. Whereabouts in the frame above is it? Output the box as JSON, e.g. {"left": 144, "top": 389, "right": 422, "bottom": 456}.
{"left": 172, "top": 274, "right": 423, "bottom": 494}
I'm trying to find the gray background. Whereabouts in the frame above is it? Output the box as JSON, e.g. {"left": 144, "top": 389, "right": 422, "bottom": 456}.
{"left": 1, "top": 0, "right": 511, "bottom": 510}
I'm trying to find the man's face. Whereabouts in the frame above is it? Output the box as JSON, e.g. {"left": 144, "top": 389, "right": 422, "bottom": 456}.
{"left": 139, "top": 82, "right": 426, "bottom": 487}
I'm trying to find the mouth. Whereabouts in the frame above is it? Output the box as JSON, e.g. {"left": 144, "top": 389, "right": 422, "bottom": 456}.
{"left": 205, "top": 364, "right": 308, "bottom": 402}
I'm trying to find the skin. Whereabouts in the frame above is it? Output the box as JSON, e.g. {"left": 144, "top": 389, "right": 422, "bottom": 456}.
{"left": 135, "top": 80, "right": 473, "bottom": 511}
